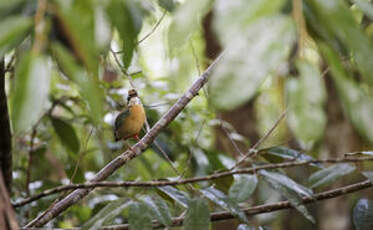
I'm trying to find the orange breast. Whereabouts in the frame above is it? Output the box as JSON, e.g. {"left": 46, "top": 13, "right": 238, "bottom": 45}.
{"left": 118, "top": 104, "right": 145, "bottom": 139}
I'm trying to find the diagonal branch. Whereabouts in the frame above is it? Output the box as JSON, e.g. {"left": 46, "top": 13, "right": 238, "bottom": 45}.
{"left": 25, "top": 53, "right": 224, "bottom": 228}
{"left": 14, "top": 156, "right": 373, "bottom": 208}
{"left": 21, "top": 179, "right": 372, "bottom": 230}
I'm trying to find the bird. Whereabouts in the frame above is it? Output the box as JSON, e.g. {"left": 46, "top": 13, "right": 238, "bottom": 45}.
{"left": 114, "top": 89, "right": 145, "bottom": 151}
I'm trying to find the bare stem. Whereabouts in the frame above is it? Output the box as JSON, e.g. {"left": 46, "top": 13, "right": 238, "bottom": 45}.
{"left": 14, "top": 156, "right": 373, "bottom": 208}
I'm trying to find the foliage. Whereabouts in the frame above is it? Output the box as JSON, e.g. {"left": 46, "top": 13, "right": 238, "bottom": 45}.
{"left": 1, "top": 0, "right": 373, "bottom": 229}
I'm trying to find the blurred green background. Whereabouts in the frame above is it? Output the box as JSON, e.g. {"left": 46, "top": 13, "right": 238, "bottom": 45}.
{"left": 1, "top": 0, "right": 373, "bottom": 229}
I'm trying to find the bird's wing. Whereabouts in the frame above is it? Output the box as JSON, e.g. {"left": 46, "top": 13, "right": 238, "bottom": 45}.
{"left": 114, "top": 109, "right": 130, "bottom": 141}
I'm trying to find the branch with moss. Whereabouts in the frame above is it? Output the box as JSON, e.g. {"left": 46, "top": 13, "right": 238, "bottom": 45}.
{"left": 21, "top": 179, "right": 372, "bottom": 230}
{"left": 14, "top": 156, "right": 373, "bottom": 208}
{"left": 24, "top": 53, "right": 224, "bottom": 228}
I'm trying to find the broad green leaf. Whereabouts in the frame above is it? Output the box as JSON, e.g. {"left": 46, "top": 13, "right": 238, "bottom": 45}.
{"left": 209, "top": 15, "right": 295, "bottom": 110}
{"left": 142, "top": 196, "right": 172, "bottom": 227}
{"left": 320, "top": 44, "right": 373, "bottom": 142}
{"left": 107, "top": 0, "right": 143, "bottom": 68}
{"left": 201, "top": 187, "right": 248, "bottom": 223}
{"left": 82, "top": 199, "right": 130, "bottom": 230}
{"left": 353, "top": 199, "right": 373, "bottom": 230}
{"left": 229, "top": 174, "right": 258, "bottom": 202}
{"left": 260, "top": 146, "right": 321, "bottom": 168}
{"left": 286, "top": 60, "right": 326, "bottom": 147}
{"left": 11, "top": 53, "right": 50, "bottom": 134}
{"left": 260, "top": 170, "right": 313, "bottom": 197}
{"left": 51, "top": 117, "right": 80, "bottom": 153}
{"left": 260, "top": 170, "right": 315, "bottom": 223}
{"left": 354, "top": 0, "right": 373, "bottom": 20}
{"left": 128, "top": 202, "right": 153, "bottom": 230}
{"left": 213, "top": 0, "right": 286, "bottom": 44}
{"left": 184, "top": 198, "right": 210, "bottom": 230}
{"left": 306, "top": 0, "right": 373, "bottom": 85}
{"left": 157, "top": 186, "right": 189, "bottom": 208}
{"left": 52, "top": 43, "right": 104, "bottom": 124}
{"left": 158, "top": 0, "right": 176, "bottom": 12}
{"left": 168, "top": 0, "right": 212, "bottom": 53}
{"left": 308, "top": 163, "right": 355, "bottom": 188}
{"left": 55, "top": 0, "right": 99, "bottom": 76}
{"left": 0, "top": 15, "right": 32, "bottom": 57}
{"left": 362, "top": 171, "right": 373, "bottom": 183}
{"left": 0, "top": 0, "right": 27, "bottom": 18}
{"left": 193, "top": 148, "right": 233, "bottom": 193}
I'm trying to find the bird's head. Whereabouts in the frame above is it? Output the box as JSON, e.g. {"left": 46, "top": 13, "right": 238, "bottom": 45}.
{"left": 127, "top": 89, "right": 141, "bottom": 107}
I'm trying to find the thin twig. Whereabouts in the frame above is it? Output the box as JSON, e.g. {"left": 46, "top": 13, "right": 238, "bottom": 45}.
{"left": 114, "top": 10, "right": 167, "bottom": 54}
{"left": 221, "top": 124, "right": 245, "bottom": 157}
{"left": 21, "top": 179, "right": 373, "bottom": 230}
{"left": 70, "top": 127, "right": 94, "bottom": 183}
{"left": 13, "top": 156, "right": 373, "bottom": 208}
{"left": 231, "top": 109, "right": 287, "bottom": 170}
{"left": 137, "top": 11, "right": 167, "bottom": 45}
{"left": 25, "top": 128, "right": 37, "bottom": 196}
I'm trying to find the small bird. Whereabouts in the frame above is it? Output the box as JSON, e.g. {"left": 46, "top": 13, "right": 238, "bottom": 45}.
{"left": 114, "top": 89, "right": 145, "bottom": 150}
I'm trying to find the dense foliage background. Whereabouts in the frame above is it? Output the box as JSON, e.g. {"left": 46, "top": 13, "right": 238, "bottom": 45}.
{"left": 0, "top": 0, "right": 373, "bottom": 229}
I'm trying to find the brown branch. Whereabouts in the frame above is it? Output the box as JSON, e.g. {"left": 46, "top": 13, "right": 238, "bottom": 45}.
{"left": 24, "top": 52, "right": 224, "bottom": 227}
{"left": 14, "top": 156, "right": 373, "bottom": 208}
{"left": 0, "top": 58, "right": 12, "bottom": 193}
{"left": 21, "top": 179, "right": 372, "bottom": 230}
{"left": 0, "top": 171, "right": 19, "bottom": 230}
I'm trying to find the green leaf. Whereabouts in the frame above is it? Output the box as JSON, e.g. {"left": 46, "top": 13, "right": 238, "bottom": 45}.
{"left": 142, "top": 196, "right": 172, "bottom": 227}
{"left": 193, "top": 148, "right": 233, "bottom": 193}
{"left": 55, "top": 0, "right": 99, "bottom": 76}
{"left": 158, "top": 0, "right": 176, "bottom": 12}
{"left": 260, "top": 146, "right": 321, "bottom": 168}
{"left": 229, "top": 174, "right": 258, "bottom": 202}
{"left": 214, "top": 0, "right": 287, "bottom": 44}
{"left": 306, "top": 0, "right": 373, "bottom": 85}
{"left": 209, "top": 15, "right": 295, "bottom": 110}
{"left": 51, "top": 43, "right": 104, "bottom": 124}
{"left": 286, "top": 60, "right": 326, "bottom": 147}
{"left": 82, "top": 199, "right": 130, "bottom": 230}
{"left": 201, "top": 187, "right": 248, "bottom": 223}
{"left": 353, "top": 199, "right": 373, "bottom": 230}
{"left": 11, "top": 53, "right": 50, "bottom": 134}
{"left": 354, "top": 0, "right": 373, "bottom": 20}
{"left": 308, "top": 163, "right": 355, "bottom": 188}
{"left": 168, "top": 0, "right": 212, "bottom": 53}
{"left": 320, "top": 44, "right": 373, "bottom": 142}
{"left": 157, "top": 186, "right": 189, "bottom": 208}
{"left": 51, "top": 117, "right": 80, "bottom": 153}
{"left": 260, "top": 170, "right": 313, "bottom": 197}
{"left": 107, "top": 0, "right": 143, "bottom": 68}
{"left": 184, "top": 198, "right": 210, "bottom": 230}
{"left": 0, "top": 15, "right": 32, "bottom": 57}
{"left": 0, "top": 0, "right": 27, "bottom": 18}
{"left": 128, "top": 202, "right": 153, "bottom": 230}
{"left": 362, "top": 171, "right": 373, "bottom": 184}
{"left": 260, "top": 170, "right": 315, "bottom": 223}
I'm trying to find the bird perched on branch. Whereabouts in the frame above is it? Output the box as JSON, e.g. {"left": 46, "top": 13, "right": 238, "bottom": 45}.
{"left": 114, "top": 89, "right": 145, "bottom": 150}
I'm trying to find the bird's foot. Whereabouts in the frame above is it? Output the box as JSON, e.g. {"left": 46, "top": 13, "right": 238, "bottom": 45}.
{"left": 124, "top": 141, "right": 137, "bottom": 154}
